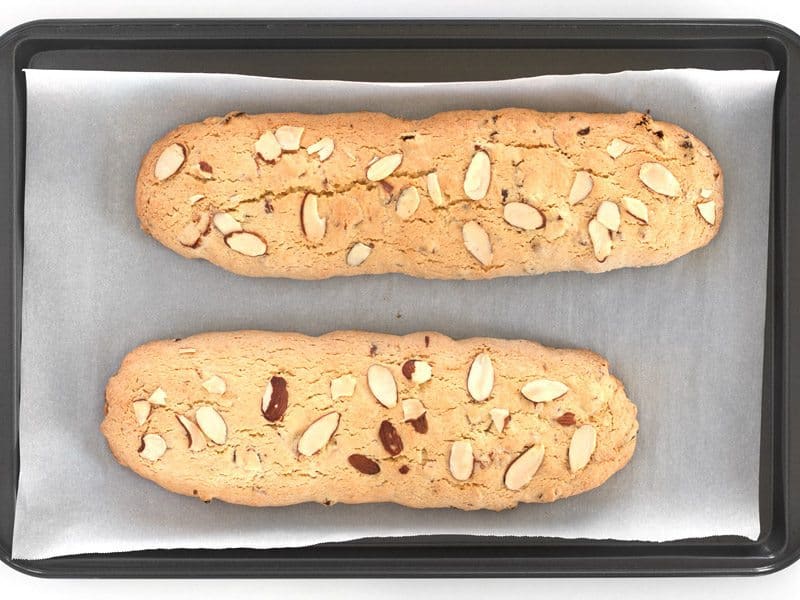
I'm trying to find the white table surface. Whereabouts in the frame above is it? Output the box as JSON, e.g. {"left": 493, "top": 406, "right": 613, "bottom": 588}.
{"left": 1, "top": 0, "right": 798, "bottom": 597}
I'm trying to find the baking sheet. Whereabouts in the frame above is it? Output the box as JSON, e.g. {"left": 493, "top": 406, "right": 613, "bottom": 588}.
{"left": 12, "top": 68, "right": 777, "bottom": 559}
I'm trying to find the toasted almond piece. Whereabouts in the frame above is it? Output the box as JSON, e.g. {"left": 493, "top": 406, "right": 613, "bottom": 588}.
{"left": 622, "top": 196, "right": 649, "bottom": 223}
{"left": 154, "top": 143, "right": 185, "bottom": 180}
{"left": 367, "top": 364, "right": 397, "bottom": 408}
{"left": 504, "top": 444, "right": 546, "bottom": 490}
{"left": 569, "top": 424, "right": 597, "bottom": 472}
{"left": 188, "top": 194, "right": 205, "bottom": 205}
{"left": 463, "top": 150, "right": 491, "bottom": 200}
{"left": 255, "top": 131, "right": 282, "bottom": 161}
{"left": 213, "top": 212, "right": 243, "bottom": 236}
{"left": 261, "top": 375, "right": 288, "bottom": 422}
{"left": 139, "top": 434, "right": 167, "bottom": 461}
{"left": 700, "top": 188, "right": 713, "bottom": 199}
{"left": 606, "top": 138, "right": 634, "bottom": 159}
{"left": 367, "top": 153, "right": 403, "bottom": 181}
{"left": 331, "top": 374, "right": 357, "bottom": 400}
{"left": 639, "top": 162, "right": 682, "bottom": 197}
{"left": 132, "top": 400, "right": 151, "bottom": 426}
{"left": 588, "top": 218, "right": 612, "bottom": 262}
{"left": 402, "top": 359, "right": 432, "bottom": 384}
{"left": 275, "top": 126, "right": 304, "bottom": 151}
{"left": 462, "top": 221, "right": 493, "bottom": 266}
{"left": 402, "top": 398, "right": 426, "bottom": 421}
{"left": 195, "top": 406, "right": 227, "bottom": 445}
{"left": 148, "top": 387, "right": 167, "bottom": 406}
{"left": 596, "top": 200, "right": 621, "bottom": 232}
{"left": 177, "top": 415, "right": 207, "bottom": 452}
{"left": 449, "top": 440, "right": 474, "bottom": 481}
{"left": 467, "top": 353, "right": 494, "bottom": 402}
{"left": 503, "top": 202, "right": 544, "bottom": 231}
{"left": 298, "top": 412, "right": 340, "bottom": 456}
{"left": 202, "top": 375, "right": 226, "bottom": 395}
{"left": 521, "top": 379, "right": 569, "bottom": 403}
{"left": 426, "top": 171, "right": 445, "bottom": 207}
{"left": 225, "top": 231, "right": 267, "bottom": 257}
{"left": 307, "top": 137, "right": 334, "bottom": 161}
{"left": 346, "top": 242, "right": 372, "bottom": 267}
{"left": 301, "top": 193, "right": 327, "bottom": 242}
{"left": 568, "top": 171, "right": 593, "bottom": 205}
{"left": 697, "top": 201, "right": 716, "bottom": 225}
{"left": 235, "top": 447, "right": 262, "bottom": 471}
{"left": 396, "top": 186, "right": 421, "bottom": 220}
{"left": 489, "top": 407, "right": 510, "bottom": 433}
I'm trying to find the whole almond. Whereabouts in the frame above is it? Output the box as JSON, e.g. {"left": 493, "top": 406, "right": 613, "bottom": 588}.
{"left": 255, "top": 131, "right": 282, "bottom": 161}
{"left": 396, "top": 186, "right": 421, "bottom": 220}
{"left": 639, "top": 162, "right": 682, "bottom": 197}
{"left": 298, "top": 412, "right": 340, "bottom": 456}
{"left": 489, "top": 407, "right": 510, "bottom": 433}
{"left": 195, "top": 406, "right": 227, "bottom": 445}
{"left": 262, "top": 375, "right": 288, "bottom": 422}
{"left": 568, "top": 171, "right": 593, "bottom": 205}
{"left": 346, "top": 242, "right": 372, "bottom": 267}
{"left": 301, "top": 193, "right": 327, "bottom": 242}
{"left": 154, "top": 143, "right": 185, "bottom": 180}
{"left": 367, "top": 153, "right": 403, "bottom": 181}
{"left": 275, "top": 125, "right": 304, "bottom": 151}
{"left": 307, "top": 137, "right": 334, "bottom": 161}
{"left": 401, "top": 398, "right": 426, "bottom": 421}
{"left": 379, "top": 420, "right": 404, "bottom": 456}
{"left": 504, "top": 444, "right": 546, "bottom": 491}
{"left": 225, "top": 231, "right": 267, "bottom": 257}
{"left": 467, "top": 353, "right": 494, "bottom": 401}
{"left": 596, "top": 200, "right": 621, "bottom": 232}
{"left": 622, "top": 196, "right": 649, "bottom": 223}
{"left": 148, "top": 387, "right": 167, "bottom": 406}
{"left": 177, "top": 414, "right": 207, "bottom": 452}
{"left": 588, "top": 218, "right": 612, "bottom": 262}
{"left": 463, "top": 150, "right": 491, "bottom": 200}
{"left": 401, "top": 360, "right": 432, "bottom": 384}
{"left": 462, "top": 221, "right": 493, "bottom": 266}
{"left": 367, "top": 364, "right": 397, "bottom": 408}
{"left": 213, "top": 212, "right": 243, "bottom": 236}
{"left": 139, "top": 434, "right": 167, "bottom": 461}
{"left": 449, "top": 440, "right": 474, "bottom": 481}
{"left": 348, "top": 454, "right": 380, "bottom": 475}
{"left": 330, "top": 374, "right": 357, "bottom": 400}
{"left": 569, "top": 424, "right": 597, "bottom": 472}
{"left": 426, "top": 171, "right": 445, "bottom": 207}
{"left": 503, "top": 202, "right": 545, "bottom": 231}
{"left": 202, "top": 375, "right": 226, "bottom": 395}
{"left": 697, "top": 201, "right": 716, "bottom": 225}
{"left": 132, "top": 400, "right": 151, "bottom": 425}
{"left": 606, "top": 138, "right": 634, "bottom": 159}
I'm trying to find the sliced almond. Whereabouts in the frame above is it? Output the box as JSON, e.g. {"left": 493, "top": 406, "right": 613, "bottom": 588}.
{"left": 521, "top": 379, "right": 569, "bottom": 403}
{"left": 503, "top": 202, "right": 544, "bottom": 231}
{"left": 234, "top": 447, "right": 262, "bottom": 471}
{"left": 622, "top": 196, "right": 649, "bottom": 223}
{"left": 588, "top": 218, "right": 612, "bottom": 262}
{"left": 261, "top": 376, "right": 288, "bottom": 422}
{"left": 463, "top": 150, "right": 491, "bottom": 200}
{"left": 367, "top": 153, "right": 403, "bottom": 181}
{"left": 297, "top": 412, "right": 340, "bottom": 456}
{"left": 467, "top": 353, "right": 494, "bottom": 402}
{"left": 225, "top": 231, "right": 267, "bottom": 257}
{"left": 148, "top": 387, "right": 167, "bottom": 406}
{"left": 139, "top": 434, "right": 167, "bottom": 461}
{"left": 396, "top": 186, "right": 421, "bottom": 220}
{"left": 367, "top": 364, "right": 397, "bottom": 408}
{"left": 504, "top": 444, "right": 546, "bottom": 491}
{"left": 255, "top": 131, "right": 282, "bottom": 161}
{"left": 568, "top": 171, "right": 593, "bottom": 205}
{"left": 178, "top": 222, "right": 203, "bottom": 247}
{"left": 639, "top": 162, "right": 682, "bottom": 197}
{"left": 402, "top": 360, "right": 432, "bottom": 384}
{"left": 307, "top": 137, "right": 334, "bottom": 161}
{"left": 462, "top": 221, "right": 493, "bottom": 266}
{"left": 301, "top": 193, "right": 327, "bottom": 242}
{"left": 569, "top": 424, "right": 597, "bottom": 472}
{"left": 331, "top": 374, "right": 357, "bottom": 400}
{"left": 275, "top": 125, "right": 304, "bottom": 151}
{"left": 449, "top": 440, "right": 474, "bottom": 481}
{"left": 188, "top": 194, "right": 205, "bottom": 205}
{"left": 202, "top": 375, "right": 226, "bottom": 395}
{"left": 700, "top": 188, "right": 713, "bottom": 199}
{"left": 596, "top": 200, "right": 621, "bottom": 232}
{"left": 213, "top": 212, "right": 243, "bottom": 236}
{"left": 426, "top": 171, "right": 445, "bottom": 207}
{"left": 132, "top": 400, "right": 151, "bottom": 426}
{"left": 697, "top": 201, "right": 716, "bottom": 225}
{"left": 346, "top": 242, "right": 372, "bottom": 267}
{"left": 606, "top": 138, "right": 634, "bottom": 159}
{"left": 490, "top": 407, "right": 510, "bottom": 433}
{"left": 402, "top": 398, "right": 426, "bottom": 421}
{"left": 154, "top": 143, "right": 185, "bottom": 180}
{"left": 177, "top": 415, "right": 207, "bottom": 452}
{"left": 195, "top": 406, "right": 227, "bottom": 445}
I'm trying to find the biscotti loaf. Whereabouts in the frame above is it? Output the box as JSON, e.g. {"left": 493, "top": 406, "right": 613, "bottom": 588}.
{"left": 102, "top": 331, "right": 638, "bottom": 510}
{"left": 137, "top": 108, "right": 722, "bottom": 279}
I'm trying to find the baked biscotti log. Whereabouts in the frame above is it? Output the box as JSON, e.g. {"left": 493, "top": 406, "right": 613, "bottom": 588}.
{"left": 137, "top": 108, "right": 722, "bottom": 279}
{"left": 102, "top": 330, "right": 638, "bottom": 510}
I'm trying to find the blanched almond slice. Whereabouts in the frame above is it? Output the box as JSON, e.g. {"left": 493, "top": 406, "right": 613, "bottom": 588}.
{"left": 148, "top": 387, "right": 167, "bottom": 406}
{"left": 255, "top": 131, "right": 282, "bottom": 161}
{"left": 202, "top": 375, "right": 226, "bottom": 395}
{"left": 504, "top": 444, "right": 546, "bottom": 491}
{"left": 402, "top": 398, "right": 426, "bottom": 421}
{"left": 622, "top": 196, "right": 649, "bottom": 223}
{"left": 195, "top": 406, "right": 227, "bottom": 445}
{"left": 490, "top": 407, "right": 509, "bottom": 433}
{"left": 426, "top": 171, "right": 445, "bottom": 207}
{"left": 331, "top": 374, "right": 357, "bottom": 400}
{"left": 588, "top": 218, "right": 612, "bottom": 262}
{"left": 234, "top": 447, "right": 262, "bottom": 471}
{"left": 154, "top": 143, "right": 185, "bottom": 180}
{"left": 569, "top": 425, "right": 597, "bottom": 472}
{"left": 697, "top": 201, "right": 716, "bottom": 225}
{"left": 275, "top": 126, "right": 304, "bottom": 151}
{"left": 402, "top": 360, "right": 432, "bottom": 384}
{"left": 298, "top": 412, "right": 340, "bottom": 456}
{"left": 568, "top": 171, "right": 593, "bottom": 205}
{"left": 367, "top": 364, "right": 397, "bottom": 408}
{"left": 700, "top": 188, "right": 713, "bottom": 199}
{"left": 213, "top": 212, "right": 243, "bottom": 236}
{"left": 177, "top": 415, "right": 207, "bottom": 452}
{"left": 463, "top": 150, "right": 491, "bottom": 200}
{"left": 396, "top": 186, "right": 421, "bottom": 220}
{"left": 132, "top": 400, "right": 151, "bottom": 425}
{"left": 467, "top": 353, "right": 494, "bottom": 401}
{"left": 521, "top": 379, "right": 569, "bottom": 403}
{"left": 188, "top": 194, "right": 205, "bottom": 205}
{"left": 596, "top": 200, "right": 621, "bottom": 232}
{"left": 307, "top": 137, "right": 334, "bottom": 161}
{"left": 139, "top": 434, "right": 167, "bottom": 461}
{"left": 367, "top": 153, "right": 403, "bottom": 181}
{"left": 449, "top": 440, "right": 474, "bottom": 481}
{"left": 301, "top": 193, "right": 327, "bottom": 242}
{"left": 639, "top": 162, "right": 682, "bottom": 197}
{"left": 346, "top": 242, "right": 372, "bottom": 266}
{"left": 606, "top": 138, "right": 634, "bottom": 159}
{"left": 462, "top": 221, "right": 493, "bottom": 266}
{"left": 503, "top": 202, "right": 544, "bottom": 231}
{"left": 225, "top": 232, "right": 267, "bottom": 257}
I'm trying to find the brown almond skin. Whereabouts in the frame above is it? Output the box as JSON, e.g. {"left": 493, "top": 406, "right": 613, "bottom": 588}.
{"left": 557, "top": 412, "right": 576, "bottom": 426}
{"left": 401, "top": 360, "right": 415, "bottom": 380}
{"left": 379, "top": 420, "right": 403, "bottom": 456}
{"left": 409, "top": 413, "right": 428, "bottom": 434}
{"left": 199, "top": 160, "right": 213, "bottom": 173}
{"left": 263, "top": 376, "right": 288, "bottom": 422}
{"left": 348, "top": 454, "right": 380, "bottom": 475}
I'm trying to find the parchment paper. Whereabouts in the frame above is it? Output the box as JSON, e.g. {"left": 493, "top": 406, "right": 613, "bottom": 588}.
{"left": 12, "top": 68, "right": 777, "bottom": 559}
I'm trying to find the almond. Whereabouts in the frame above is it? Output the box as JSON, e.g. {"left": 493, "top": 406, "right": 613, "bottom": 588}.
{"left": 132, "top": 400, "right": 151, "bottom": 425}
{"left": 195, "top": 406, "right": 227, "bottom": 445}
{"left": 489, "top": 407, "right": 510, "bottom": 433}
{"left": 301, "top": 193, "right": 327, "bottom": 242}
{"left": 596, "top": 200, "right": 621, "bottom": 232}
{"left": 396, "top": 186, "right": 421, "bottom": 220}
{"left": 401, "top": 360, "right": 432, "bottom": 384}
{"left": 449, "top": 440, "right": 474, "bottom": 481}
{"left": 697, "top": 201, "right": 716, "bottom": 225}
{"left": 463, "top": 150, "right": 491, "bottom": 200}
{"left": 275, "top": 125, "right": 304, "bottom": 151}
{"left": 606, "top": 138, "right": 634, "bottom": 159}
{"left": 379, "top": 420, "right": 403, "bottom": 456}
{"left": 348, "top": 454, "right": 380, "bottom": 475}
{"left": 639, "top": 162, "right": 682, "bottom": 197}
{"left": 462, "top": 221, "right": 493, "bottom": 266}
{"left": 568, "top": 171, "right": 593, "bottom": 205}
{"left": 367, "top": 364, "right": 397, "bottom": 408}
{"left": 154, "top": 143, "right": 185, "bottom": 180}
{"left": 401, "top": 398, "right": 426, "bottom": 421}
{"left": 202, "top": 375, "right": 226, "bottom": 395}
{"left": 148, "top": 387, "right": 167, "bottom": 406}
{"left": 588, "top": 218, "right": 612, "bottom": 262}
{"left": 178, "top": 347, "right": 196, "bottom": 354}
{"left": 622, "top": 196, "right": 649, "bottom": 223}
{"left": 569, "top": 424, "right": 597, "bottom": 472}
{"left": 177, "top": 415, "right": 207, "bottom": 452}
{"left": 262, "top": 375, "right": 288, "bottom": 422}
{"left": 255, "top": 131, "right": 282, "bottom": 161}
{"left": 307, "top": 137, "right": 334, "bottom": 161}
{"left": 225, "top": 231, "right": 267, "bottom": 257}
{"left": 367, "top": 153, "right": 403, "bottom": 181}
{"left": 178, "top": 214, "right": 210, "bottom": 247}
{"left": 503, "top": 202, "right": 544, "bottom": 230}
{"left": 467, "top": 353, "right": 494, "bottom": 401}
{"left": 298, "top": 412, "right": 340, "bottom": 456}
{"left": 346, "top": 242, "right": 372, "bottom": 267}
{"left": 426, "top": 171, "right": 445, "bottom": 207}
{"left": 521, "top": 379, "right": 569, "bottom": 403}
{"left": 504, "top": 444, "right": 546, "bottom": 491}
{"left": 213, "top": 212, "right": 243, "bottom": 236}
{"left": 556, "top": 412, "right": 576, "bottom": 426}
{"left": 330, "top": 374, "right": 357, "bottom": 400}
{"left": 139, "top": 434, "right": 167, "bottom": 461}
{"left": 188, "top": 194, "right": 205, "bottom": 205}
{"left": 700, "top": 188, "right": 713, "bottom": 199}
